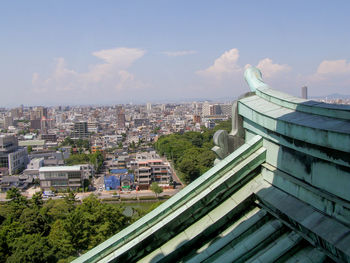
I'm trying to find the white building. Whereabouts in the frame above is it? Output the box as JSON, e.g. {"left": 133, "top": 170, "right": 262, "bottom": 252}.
{"left": 0, "top": 135, "right": 29, "bottom": 175}
{"left": 39, "top": 166, "right": 83, "bottom": 190}
{"left": 27, "top": 157, "right": 44, "bottom": 170}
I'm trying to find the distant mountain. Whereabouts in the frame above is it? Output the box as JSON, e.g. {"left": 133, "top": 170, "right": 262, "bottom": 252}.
{"left": 310, "top": 93, "right": 350, "bottom": 100}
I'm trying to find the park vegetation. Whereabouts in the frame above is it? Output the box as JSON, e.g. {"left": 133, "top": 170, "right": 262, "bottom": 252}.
{"left": 155, "top": 119, "right": 231, "bottom": 184}
{"left": 60, "top": 137, "right": 104, "bottom": 173}
{"left": 0, "top": 188, "right": 135, "bottom": 263}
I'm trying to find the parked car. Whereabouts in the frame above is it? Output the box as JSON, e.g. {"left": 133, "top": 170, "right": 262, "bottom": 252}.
{"left": 43, "top": 190, "right": 55, "bottom": 198}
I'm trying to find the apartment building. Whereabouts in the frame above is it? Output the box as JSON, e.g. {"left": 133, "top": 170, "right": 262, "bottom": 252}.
{"left": 72, "top": 121, "right": 89, "bottom": 139}
{"left": 135, "top": 159, "right": 172, "bottom": 190}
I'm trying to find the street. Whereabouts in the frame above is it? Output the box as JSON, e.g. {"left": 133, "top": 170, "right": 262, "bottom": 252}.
{"left": 0, "top": 186, "right": 182, "bottom": 202}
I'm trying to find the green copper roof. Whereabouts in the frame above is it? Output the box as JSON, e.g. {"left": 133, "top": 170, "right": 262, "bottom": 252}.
{"left": 74, "top": 67, "right": 350, "bottom": 263}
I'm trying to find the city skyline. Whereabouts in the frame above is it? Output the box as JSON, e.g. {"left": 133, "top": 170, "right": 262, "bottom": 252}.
{"left": 1, "top": 1, "right": 350, "bottom": 106}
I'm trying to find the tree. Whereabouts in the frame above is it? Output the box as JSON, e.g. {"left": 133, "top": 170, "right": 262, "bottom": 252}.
{"left": 48, "top": 220, "right": 75, "bottom": 259}
{"left": 64, "top": 191, "right": 77, "bottom": 210}
{"left": 6, "top": 234, "right": 55, "bottom": 263}
{"left": 62, "top": 137, "right": 74, "bottom": 146}
{"left": 89, "top": 151, "right": 104, "bottom": 172}
{"left": 31, "top": 191, "right": 43, "bottom": 207}
{"left": 150, "top": 182, "right": 163, "bottom": 198}
{"left": 0, "top": 190, "right": 133, "bottom": 263}
{"left": 42, "top": 198, "right": 75, "bottom": 224}
{"left": 27, "top": 146, "right": 33, "bottom": 153}
{"left": 177, "top": 158, "right": 200, "bottom": 184}
{"left": 19, "top": 208, "right": 49, "bottom": 235}
{"left": 6, "top": 188, "right": 27, "bottom": 205}
{"left": 154, "top": 119, "right": 231, "bottom": 184}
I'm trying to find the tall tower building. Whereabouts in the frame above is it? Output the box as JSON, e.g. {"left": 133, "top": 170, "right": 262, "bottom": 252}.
{"left": 301, "top": 86, "right": 308, "bottom": 99}
{"left": 116, "top": 107, "right": 126, "bottom": 128}
{"left": 36, "top": 106, "right": 48, "bottom": 119}
{"left": 220, "top": 104, "right": 233, "bottom": 117}
{"left": 202, "top": 101, "right": 210, "bottom": 117}
{"left": 10, "top": 108, "right": 20, "bottom": 119}
{"left": 117, "top": 113, "right": 126, "bottom": 128}
{"left": 73, "top": 122, "right": 89, "bottom": 139}
{"left": 210, "top": 104, "right": 222, "bottom": 115}
{"left": 160, "top": 104, "right": 166, "bottom": 112}
{"left": 146, "top": 103, "right": 152, "bottom": 112}
{"left": 4, "top": 116, "right": 13, "bottom": 129}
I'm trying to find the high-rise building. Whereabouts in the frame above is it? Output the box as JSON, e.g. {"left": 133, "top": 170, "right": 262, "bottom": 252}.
{"left": 0, "top": 135, "right": 28, "bottom": 175}
{"left": 30, "top": 119, "right": 41, "bottom": 130}
{"left": 30, "top": 106, "right": 47, "bottom": 120}
{"left": 10, "top": 108, "right": 20, "bottom": 119}
{"left": 37, "top": 106, "right": 48, "bottom": 119}
{"left": 302, "top": 86, "right": 308, "bottom": 99}
{"left": 202, "top": 101, "right": 210, "bottom": 116}
{"left": 210, "top": 104, "right": 222, "bottom": 115}
{"left": 160, "top": 104, "right": 166, "bottom": 112}
{"left": 146, "top": 103, "right": 152, "bottom": 112}
{"left": 116, "top": 107, "right": 126, "bottom": 128}
{"left": 72, "top": 122, "right": 89, "bottom": 139}
{"left": 4, "top": 116, "right": 13, "bottom": 129}
{"left": 220, "top": 104, "right": 233, "bottom": 117}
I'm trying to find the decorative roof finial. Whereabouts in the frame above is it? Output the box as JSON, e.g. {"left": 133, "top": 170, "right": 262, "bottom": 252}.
{"left": 244, "top": 66, "right": 269, "bottom": 92}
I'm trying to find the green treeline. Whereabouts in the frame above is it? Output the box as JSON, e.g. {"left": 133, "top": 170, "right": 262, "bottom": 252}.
{"left": 0, "top": 188, "right": 136, "bottom": 263}
{"left": 61, "top": 137, "right": 90, "bottom": 150}
{"left": 155, "top": 119, "right": 231, "bottom": 184}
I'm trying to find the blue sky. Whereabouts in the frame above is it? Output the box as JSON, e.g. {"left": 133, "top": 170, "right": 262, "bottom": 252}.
{"left": 1, "top": 1, "right": 350, "bottom": 106}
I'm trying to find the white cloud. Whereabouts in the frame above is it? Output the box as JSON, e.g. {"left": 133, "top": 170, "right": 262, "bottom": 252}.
{"left": 256, "top": 58, "right": 291, "bottom": 78}
{"left": 304, "top": 59, "right": 350, "bottom": 93}
{"left": 317, "top": 59, "right": 350, "bottom": 75}
{"left": 161, "top": 50, "right": 198, "bottom": 57}
{"left": 92, "top": 48, "right": 145, "bottom": 67}
{"left": 197, "top": 48, "right": 290, "bottom": 81}
{"left": 197, "top": 48, "right": 242, "bottom": 79}
{"left": 306, "top": 59, "right": 350, "bottom": 86}
{"left": 32, "top": 47, "right": 146, "bottom": 102}
{"left": 195, "top": 48, "right": 294, "bottom": 97}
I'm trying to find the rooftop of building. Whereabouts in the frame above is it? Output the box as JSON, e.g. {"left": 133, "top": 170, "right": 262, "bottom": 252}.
{"left": 39, "top": 165, "right": 81, "bottom": 172}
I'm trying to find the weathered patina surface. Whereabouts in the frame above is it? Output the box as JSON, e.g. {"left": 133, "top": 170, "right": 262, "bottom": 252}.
{"left": 74, "top": 67, "right": 350, "bottom": 263}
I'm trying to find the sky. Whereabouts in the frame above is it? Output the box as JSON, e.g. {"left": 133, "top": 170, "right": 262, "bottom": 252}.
{"left": 1, "top": 0, "right": 350, "bottom": 107}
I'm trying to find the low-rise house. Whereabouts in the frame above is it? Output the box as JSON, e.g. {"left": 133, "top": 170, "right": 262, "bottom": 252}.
{"left": 120, "top": 174, "right": 134, "bottom": 189}
{"left": 0, "top": 174, "right": 33, "bottom": 192}
{"left": 104, "top": 175, "right": 120, "bottom": 190}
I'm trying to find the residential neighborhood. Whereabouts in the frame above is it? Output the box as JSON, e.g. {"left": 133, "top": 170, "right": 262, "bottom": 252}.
{"left": 0, "top": 102, "right": 233, "bottom": 198}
